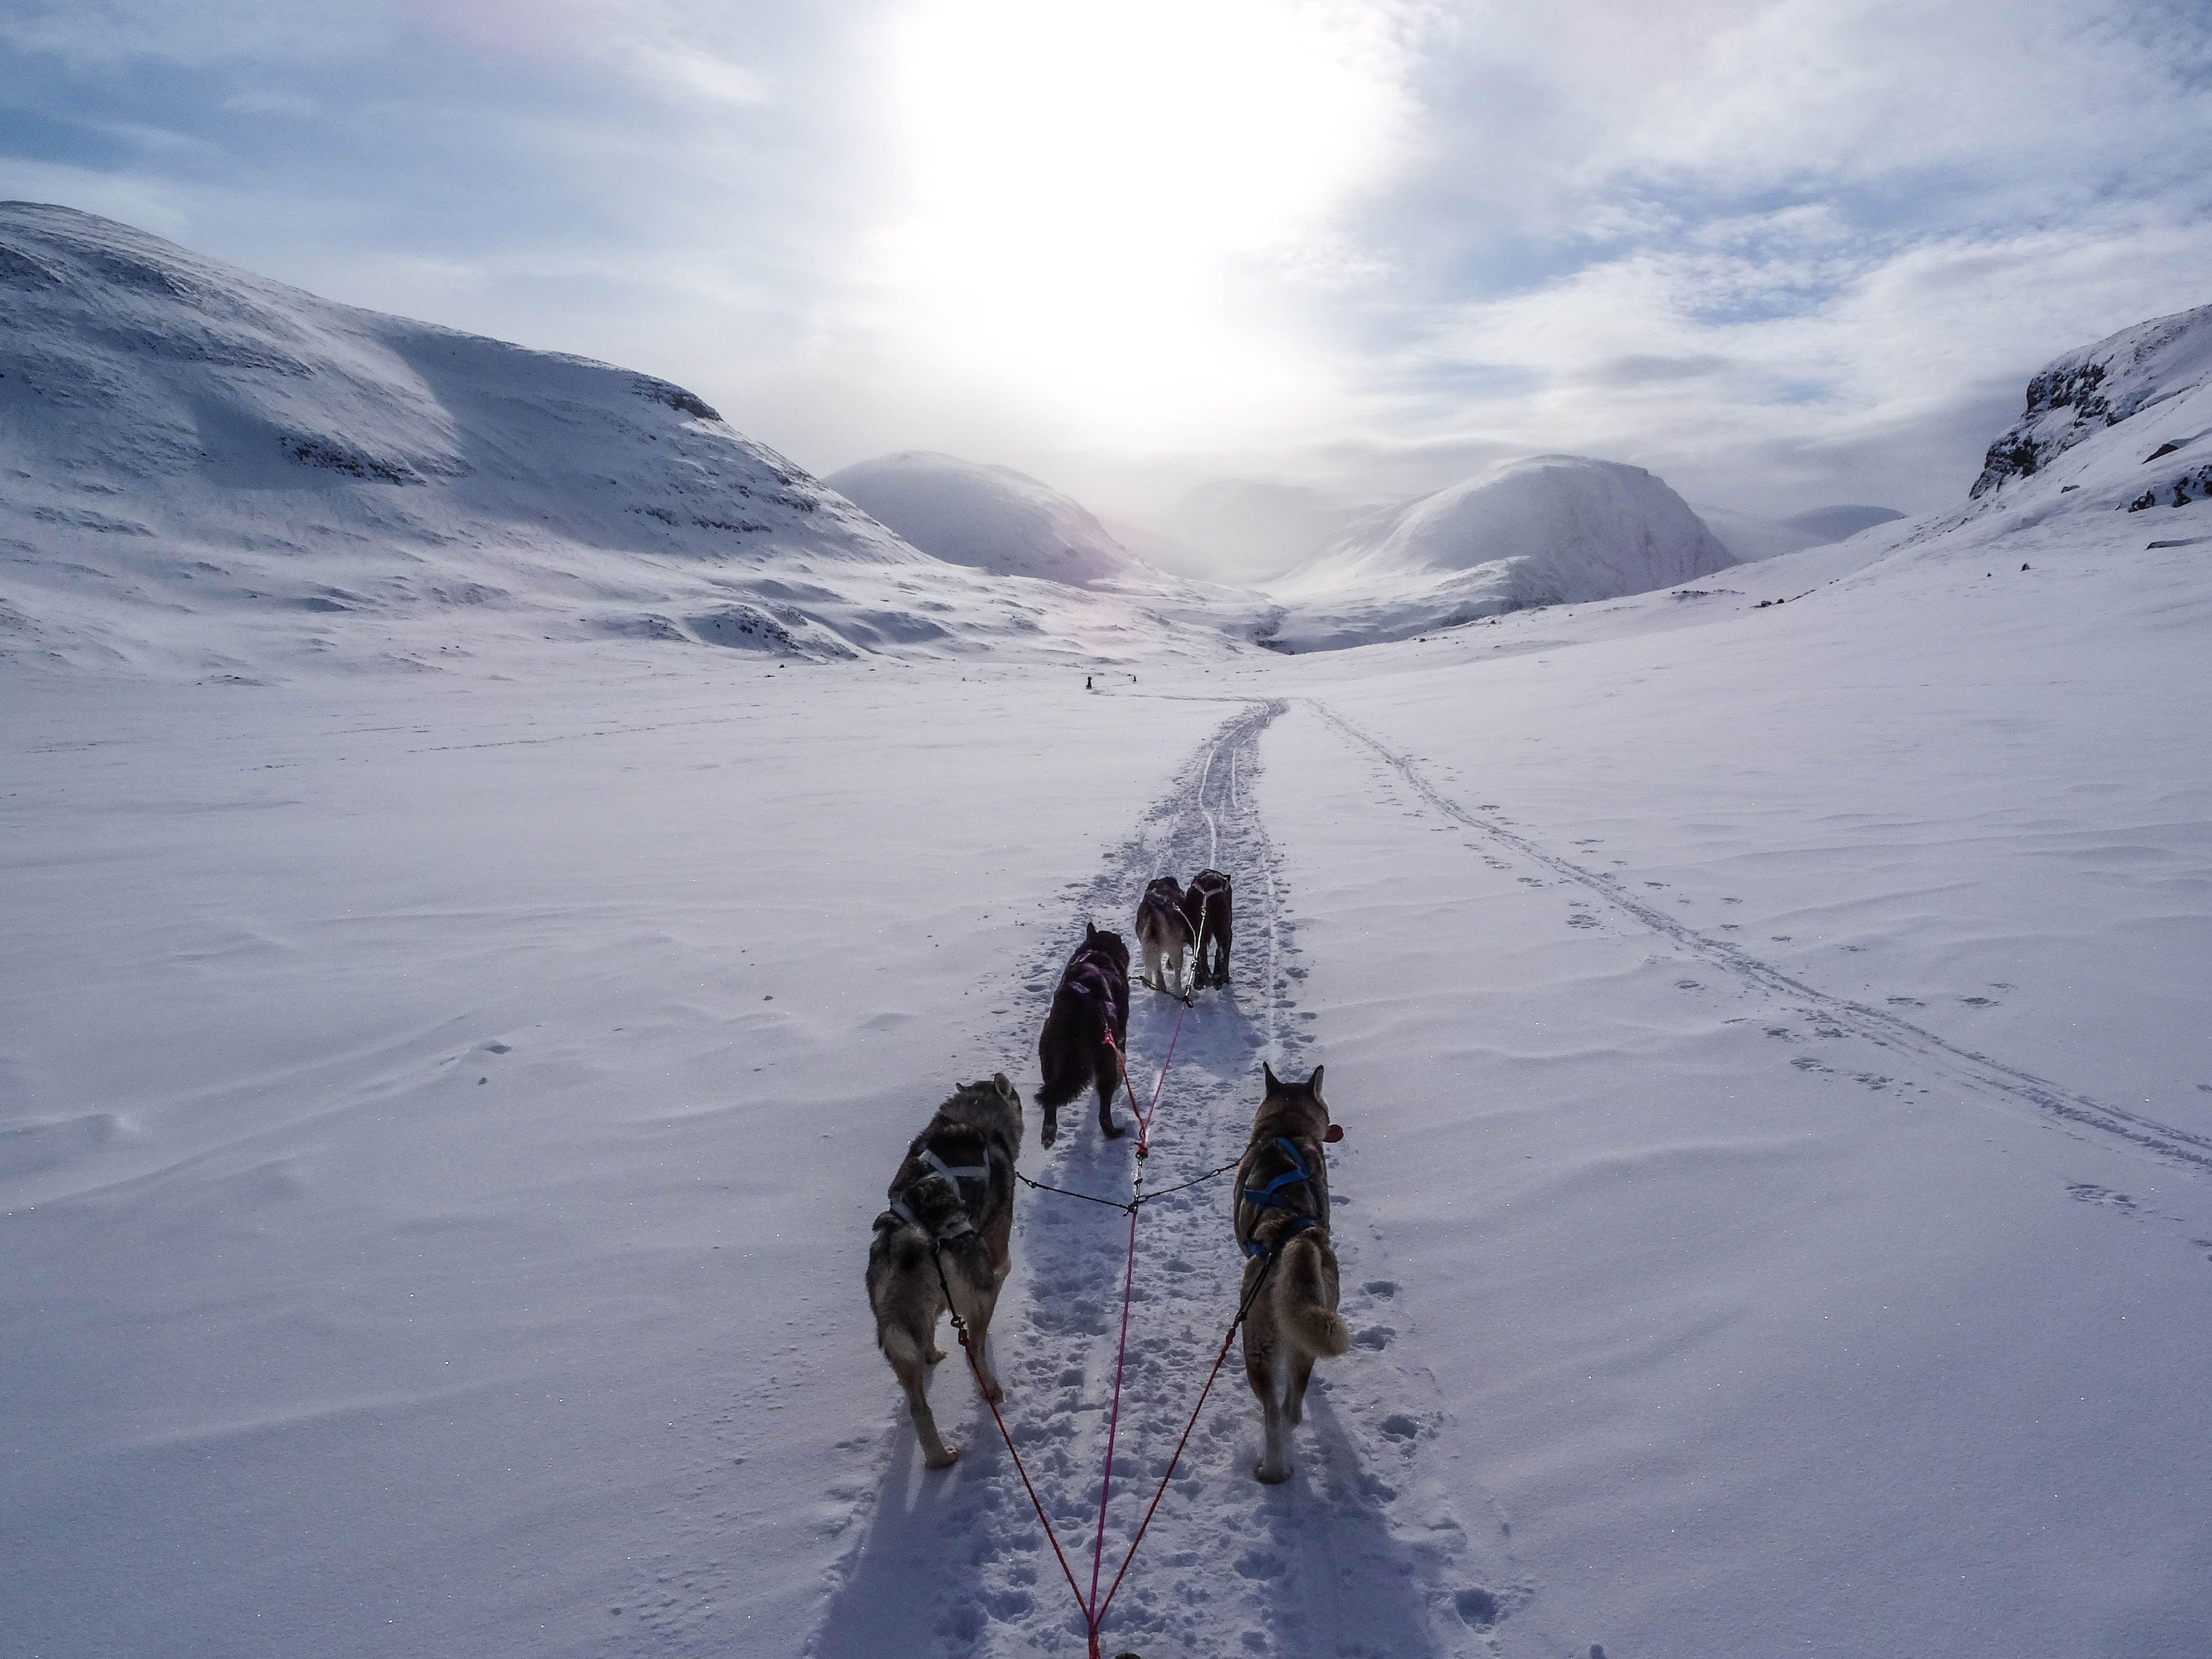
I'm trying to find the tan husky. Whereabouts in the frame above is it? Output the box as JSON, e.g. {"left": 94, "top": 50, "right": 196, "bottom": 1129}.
{"left": 1231, "top": 1062, "right": 1349, "bottom": 1484}
{"left": 866, "top": 1075, "right": 1022, "bottom": 1469}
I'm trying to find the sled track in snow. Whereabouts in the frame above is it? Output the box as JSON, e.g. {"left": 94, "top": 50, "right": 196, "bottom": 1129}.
{"left": 812, "top": 698, "right": 1494, "bottom": 1659}
{"left": 1312, "top": 701, "right": 2212, "bottom": 1180}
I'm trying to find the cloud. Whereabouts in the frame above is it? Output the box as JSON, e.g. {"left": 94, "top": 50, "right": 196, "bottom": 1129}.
{"left": 0, "top": 0, "right": 2208, "bottom": 530}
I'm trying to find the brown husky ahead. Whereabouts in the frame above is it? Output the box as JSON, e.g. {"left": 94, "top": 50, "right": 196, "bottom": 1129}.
{"left": 1135, "top": 875, "right": 1194, "bottom": 995}
{"left": 1179, "top": 868, "right": 1232, "bottom": 988}
{"left": 867, "top": 1075, "right": 1022, "bottom": 1469}
{"left": 1232, "top": 1063, "right": 1349, "bottom": 1484}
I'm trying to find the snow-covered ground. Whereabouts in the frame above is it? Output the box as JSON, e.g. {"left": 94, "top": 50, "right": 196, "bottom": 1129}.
{"left": 8, "top": 215, "right": 2212, "bottom": 1657}
{"left": 10, "top": 485, "right": 2212, "bottom": 1655}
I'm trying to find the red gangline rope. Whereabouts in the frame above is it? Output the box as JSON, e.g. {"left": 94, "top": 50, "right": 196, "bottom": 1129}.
{"left": 937, "top": 996, "right": 1200, "bottom": 1657}
{"left": 1095, "top": 1251, "right": 1277, "bottom": 1629}
{"left": 931, "top": 1253, "right": 1088, "bottom": 1622}
{"left": 1082, "top": 999, "right": 1189, "bottom": 1635}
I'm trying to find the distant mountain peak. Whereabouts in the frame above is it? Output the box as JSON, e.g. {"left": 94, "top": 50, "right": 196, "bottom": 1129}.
{"left": 823, "top": 451, "right": 1136, "bottom": 586}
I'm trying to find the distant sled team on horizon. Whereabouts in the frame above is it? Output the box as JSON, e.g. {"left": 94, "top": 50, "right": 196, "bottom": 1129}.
{"left": 865, "top": 862, "right": 1350, "bottom": 1495}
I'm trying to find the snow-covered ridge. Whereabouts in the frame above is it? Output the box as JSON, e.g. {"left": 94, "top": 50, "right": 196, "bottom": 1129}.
{"left": 1969, "top": 301, "right": 2212, "bottom": 505}
{"left": 1258, "top": 454, "right": 1737, "bottom": 651}
{"left": 0, "top": 205, "right": 1259, "bottom": 676}
{"left": 823, "top": 451, "right": 1136, "bottom": 586}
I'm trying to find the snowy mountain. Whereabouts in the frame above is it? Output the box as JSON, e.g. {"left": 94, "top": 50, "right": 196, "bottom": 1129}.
{"left": 1963, "top": 300, "right": 2212, "bottom": 514}
{"left": 1260, "top": 453, "right": 1737, "bottom": 650}
{"left": 1150, "top": 478, "right": 1376, "bottom": 584}
{"left": 823, "top": 451, "right": 1136, "bottom": 585}
{"left": 1693, "top": 503, "right": 1825, "bottom": 563}
{"left": 0, "top": 206, "right": 1245, "bottom": 675}
{"left": 1785, "top": 504, "right": 1904, "bottom": 541}
{"left": 1697, "top": 502, "right": 1904, "bottom": 563}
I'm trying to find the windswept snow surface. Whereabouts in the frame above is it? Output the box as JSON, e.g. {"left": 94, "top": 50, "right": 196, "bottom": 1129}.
{"left": 1263, "top": 455, "right": 1736, "bottom": 651}
{"left": 0, "top": 206, "right": 1250, "bottom": 674}
{"left": 9, "top": 481, "right": 2212, "bottom": 1657}
{"left": 9, "top": 273, "right": 2212, "bottom": 1658}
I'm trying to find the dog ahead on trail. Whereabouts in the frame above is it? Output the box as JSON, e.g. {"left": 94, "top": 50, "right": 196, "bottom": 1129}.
{"left": 1135, "top": 875, "right": 1194, "bottom": 995}
{"left": 1036, "top": 923, "right": 1131, "bottom": 1147}
{"left": 867, "top": 1074, "right": 1023, "bottom": 1470}
{"left": 1179, "top": 868, "right": 1233, "bottom": 988}
{"left": 1233, "top": 1062, "right": 1349, "bottom": 1484}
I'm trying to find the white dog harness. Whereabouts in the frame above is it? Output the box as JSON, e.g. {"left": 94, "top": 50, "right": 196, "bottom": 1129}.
{"left": 889, "top": 1146, "right": 996, "bottom": 1241}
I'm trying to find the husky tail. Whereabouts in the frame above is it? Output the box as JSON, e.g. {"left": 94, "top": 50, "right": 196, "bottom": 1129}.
{"left": 1278, "top": 1232, "right": 1350, "bottom": 1357}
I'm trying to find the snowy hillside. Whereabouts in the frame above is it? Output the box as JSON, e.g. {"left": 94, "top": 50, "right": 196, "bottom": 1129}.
{"left": 0, "top": 206, "right": 1247, "bottom": 675}
{"left": 1261, "top": 453, "right": 1737, "bottom": 650}
{"left": 823, "top": 451, "right": 1136, "bottom": 585}
{"left": 1969, "top": 302, "right": 2212, "bottom": 505}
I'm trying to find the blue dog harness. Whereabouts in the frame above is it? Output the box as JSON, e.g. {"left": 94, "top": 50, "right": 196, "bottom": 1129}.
{"left": 1238, "top": 1137, "right": 1324, "bottom": 1259}
{"left": 890, "top": 1147, "right": 995, "bottom": 1241}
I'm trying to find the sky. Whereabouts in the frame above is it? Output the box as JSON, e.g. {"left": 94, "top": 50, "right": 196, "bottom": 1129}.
{"left": 4, "top": 0, "right": 2211, "bottom": 563}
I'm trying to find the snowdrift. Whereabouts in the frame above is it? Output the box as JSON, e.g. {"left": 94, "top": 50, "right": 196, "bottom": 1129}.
{"left": 822, "top": 451, "right": 1134, "bottom": 586}
{"left": 1259, "top": 453, "right": 1737, "bottom": 651}
{"left": 0, "top": 206, "right": 1245, "bottom": 676}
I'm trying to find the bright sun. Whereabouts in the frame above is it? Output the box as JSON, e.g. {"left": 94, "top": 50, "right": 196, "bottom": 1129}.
{"left": 876, "top": 0, "right": 1406, "bottom": 443}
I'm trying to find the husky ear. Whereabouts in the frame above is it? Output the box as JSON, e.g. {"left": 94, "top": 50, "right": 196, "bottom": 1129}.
{"left": 1262, "top": 1061, "right": 1279, "bottom": 1093}
{"left": 1086, "top": 921, "right": 1100, "bottom": 944}
{"left": 1307, "top": 1064, "right": 1324, "bottom": 1098}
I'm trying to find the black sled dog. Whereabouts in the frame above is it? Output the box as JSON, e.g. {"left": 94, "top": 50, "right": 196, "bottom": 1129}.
{"left": 1232, "top": 1063, "right": 1349, "bottom": 1484}
{"left": 1035, "top": 923, "right": 1131, "bottom": 1147}
{"left": 1179, "top": 868, "right": 1232, "bottom": 988}
{"left": 867, "top": 1074, "right": 1023, "bottom": 1470}
{"left": 1135, "top": 875, "right": 1194, "bottom": 995}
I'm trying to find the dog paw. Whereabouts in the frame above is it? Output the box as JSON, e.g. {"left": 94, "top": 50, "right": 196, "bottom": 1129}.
{"left": 979, "top": 1377, "right": 1004, "bottom": 1405}
{"left": 924, "top": 1445, "right": 961, "bottom": 1471}
{"left": 1253, "top": 1461, "right": 1291, "bottom": 1485}
{"left": 1040, "top": 1123, "right": 1058, "bottom": 1148}
{"left": 925, "top": 1347, "right": 946, "bottom": 1364}
{"left": 1100, "top": 1119, "right": 1126, "bottom": 1139}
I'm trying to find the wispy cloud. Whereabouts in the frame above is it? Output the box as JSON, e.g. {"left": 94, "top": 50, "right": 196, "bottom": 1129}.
{"left": 2, "top": 0, "right": 2209, "bottom": 532}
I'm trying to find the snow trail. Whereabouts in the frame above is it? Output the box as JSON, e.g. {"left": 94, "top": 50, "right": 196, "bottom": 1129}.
{"left": 810, "top": 699, "right": 1490, "bottom": 1659}
{"left": 1310, "top": 700, "right": 2212, "bottom": 1179}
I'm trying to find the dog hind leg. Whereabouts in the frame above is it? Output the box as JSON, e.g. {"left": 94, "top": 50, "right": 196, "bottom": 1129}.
{"left": 1285, "top": 1347, "right": 1316, "bottom": 1426}
{"left": 1243, "top": 1290, "right": 1292, "bottom": 1485}
{"left": 1095, "top": 1053, "right": 1125, "bottom": 1139}
{"left": 882, "top": 1318, "right": 959, "bottom": 1469}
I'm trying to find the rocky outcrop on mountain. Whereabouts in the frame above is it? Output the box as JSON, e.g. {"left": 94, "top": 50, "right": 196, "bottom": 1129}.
{"left": 1969, "top": 303, "right": 2212, "bottom": 500}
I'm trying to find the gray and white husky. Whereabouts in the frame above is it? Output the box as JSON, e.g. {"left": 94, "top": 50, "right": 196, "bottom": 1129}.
{"left": 1232, "top": 1063, "right": 1350, "bottom": 1484}
{"left": 866, "top": 1074, "right": 1022, "bottom": 1469}
{"left": 1135, "top": 875, "right": 1194, "bottom": 996}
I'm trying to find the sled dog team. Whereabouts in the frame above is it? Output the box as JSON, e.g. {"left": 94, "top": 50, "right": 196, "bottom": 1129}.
{"left": 867, "top": 868, "right": 1352, "bottom": 1485}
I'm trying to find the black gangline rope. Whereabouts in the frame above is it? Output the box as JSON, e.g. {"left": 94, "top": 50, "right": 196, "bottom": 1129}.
{"left": 1014, "top": 1159, "right": 1241, "bottom": 1215}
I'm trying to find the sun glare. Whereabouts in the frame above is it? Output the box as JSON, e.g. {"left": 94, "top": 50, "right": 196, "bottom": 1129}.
{"left": 877, "top": 0, "right": 1406, "bottom": 440}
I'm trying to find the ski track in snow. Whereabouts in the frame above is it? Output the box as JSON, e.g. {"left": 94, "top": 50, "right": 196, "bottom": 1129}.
{"left": 802, "top": 698, "right": 1499, "bottom": 1659}
{"left": 1308, "top": 701, "right": 2212, "bottom": 1181}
